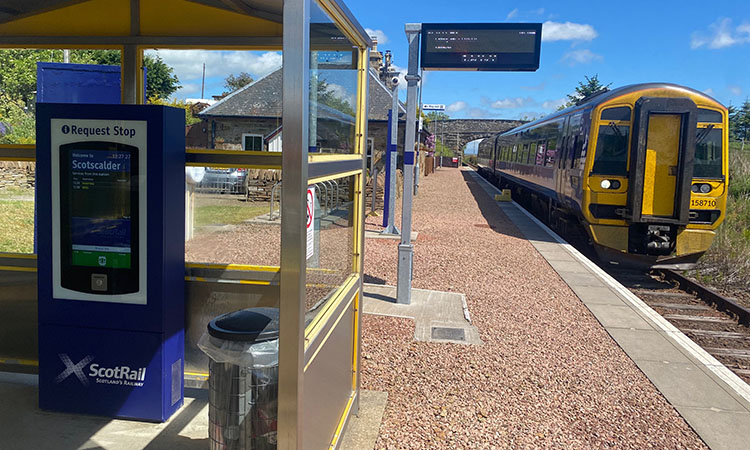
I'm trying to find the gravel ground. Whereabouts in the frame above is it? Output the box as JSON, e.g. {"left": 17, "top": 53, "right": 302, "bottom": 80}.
{"left": 361, "top": 167, "right": 706, "bottom": 449}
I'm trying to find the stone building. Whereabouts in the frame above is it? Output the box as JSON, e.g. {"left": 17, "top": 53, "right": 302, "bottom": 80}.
{"left": 193, "top": 66, "right": 407, "bottom": 170}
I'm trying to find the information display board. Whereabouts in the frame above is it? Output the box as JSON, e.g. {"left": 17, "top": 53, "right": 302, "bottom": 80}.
{"left": 420, "top": 23, "right": 542, "bottom": 71}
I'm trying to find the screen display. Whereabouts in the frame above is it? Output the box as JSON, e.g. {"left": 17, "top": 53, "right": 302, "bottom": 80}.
{"left": 421, "top": 23, "right": 542, "bottom": 71}
{"left": 66, "top": 148, "right": 133, "bottom": 269}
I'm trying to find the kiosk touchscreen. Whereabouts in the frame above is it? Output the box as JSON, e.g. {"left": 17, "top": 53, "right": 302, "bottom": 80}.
{"left": 59, "top": 142, "right": 139, "bottom": 295}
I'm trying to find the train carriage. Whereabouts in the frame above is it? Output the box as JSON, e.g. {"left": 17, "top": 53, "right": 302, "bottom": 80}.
{"left": 478, "top": 83, "right": 728, "bottom": 268}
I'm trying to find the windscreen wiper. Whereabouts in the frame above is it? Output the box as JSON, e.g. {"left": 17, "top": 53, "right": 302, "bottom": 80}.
{"left": 696, "top": 124, "right": 715, "bottom": 145}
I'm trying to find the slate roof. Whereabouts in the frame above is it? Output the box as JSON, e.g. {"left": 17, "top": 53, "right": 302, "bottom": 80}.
{"left": 198, "top": 67, "right": 405, "bottom": 121}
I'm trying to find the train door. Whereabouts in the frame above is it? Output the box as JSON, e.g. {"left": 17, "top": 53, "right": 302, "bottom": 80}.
{"left": 628, "top": 97, "right": 697, "bottom": 225}
{"left": 642, "top": 115, "right": 681, "bottom": 217}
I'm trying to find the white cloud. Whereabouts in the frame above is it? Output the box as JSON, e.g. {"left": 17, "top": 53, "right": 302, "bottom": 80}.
{"left": 506, "top": 9, "right": 518, "bottom": 20}
{"left": 490, "top": 97, "right": 535, "bottom": 109}
{"left": 447, "top": 101, "right": 467, "bottom": 112}
{"left": 542, "top": 21, "right": 598, "bottom": 42}
{"left": 691, "top": 18, "right": 750, "bottom": 49}
{"left": 542, "top": 98, "right": 567, "bottom": 110}
{"left": 728, "top": 85, "right": 743, "bottom": 96}
{"left": 147, "top": 50, "right": 282, "bottom": 83}
{"left": 521, "top": 82, "right": 546, "bottom": 92}
{"left": 703, "top": 88, "right": 715, "bottom": 96}
{"left": 467, "top": 107, "right": 491, "bottom": 118}
{"left": 561, "top": 49, "right": 602, "bottom": 66}
{"left": 366, "top": 28, "right": 388, "bottom": 45}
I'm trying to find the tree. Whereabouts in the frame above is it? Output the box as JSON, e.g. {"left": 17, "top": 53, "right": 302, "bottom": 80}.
{"left": 223, "top": 72, "right": 254, "bottom": 95}
{"left": 86, "top": 50, "right": 181, "bottom": 100}
{"left": 558, "top": 74, "right": 611, "bottom": 110}
{"left": 736, "top": 98, "right": 750, "bottom": 150}
{"left": 314, "top": 76, "right": 355, "bottom": 117}
{"left": 424, "top": 111, "right": 450, "bottom": 124}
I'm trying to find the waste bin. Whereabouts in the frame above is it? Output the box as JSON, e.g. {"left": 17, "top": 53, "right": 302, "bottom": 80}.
{"left": 198, "top": 307, "right": 280, "bottom": 450}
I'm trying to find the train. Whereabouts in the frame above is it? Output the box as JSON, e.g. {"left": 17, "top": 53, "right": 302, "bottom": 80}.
{"left": 476, "top": 83, "right": 728, "bottom": 268}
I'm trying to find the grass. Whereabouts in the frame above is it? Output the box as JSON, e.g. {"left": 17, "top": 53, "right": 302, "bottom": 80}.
{"left": 194, "top": 203, "right": 269, "bottom": 227}
{"left": 689, "top": 142, "right": 750, "bottom": 290}
{"left": 0, "top": 194, "right": 35, "bottom": 254}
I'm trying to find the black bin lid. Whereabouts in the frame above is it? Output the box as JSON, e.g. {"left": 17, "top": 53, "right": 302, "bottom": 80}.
{"left": 207, "top": 307, "right": 280, "bottom": 342}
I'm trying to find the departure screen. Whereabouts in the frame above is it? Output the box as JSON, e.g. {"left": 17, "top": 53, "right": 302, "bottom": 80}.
{"left": 65, "top": 148, "right": 133, "bottom": 269}
{"left": 421, "top": 23, "right": 542, "bottom": 71}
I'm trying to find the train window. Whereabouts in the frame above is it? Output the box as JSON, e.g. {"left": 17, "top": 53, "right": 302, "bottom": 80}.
{"left": 545, "top": 137, "right": 557, "bottom": 166}
{"left": 535, "top": 141, "right": 545, "bottom": 165}
{"left": 600, "top": 107, "right": 631, "bottom": 121}
{"left": 521, "top": 143, "right": 529, "bottom": 163}
{"left": 592, "top": 122, "right": 630, "bottom": 175}
{"left": 529, "top": 142, "right": 537, "bottom": 164}
{"left": 694, "top": 128, "right": 722, "bottom": 178}
{"left": 697, "top": 109, "right": 722, "bottom": 123}
{"left": 512, "top": 144, "right": 518, "bottom": 162}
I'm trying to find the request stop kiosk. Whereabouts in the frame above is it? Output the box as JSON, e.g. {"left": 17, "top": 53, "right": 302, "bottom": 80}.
{"left": 0, "top": 0, "right": 372, "bottom": 448}
{"left": 36, "top": 104, "right": 185, "bottom": 421}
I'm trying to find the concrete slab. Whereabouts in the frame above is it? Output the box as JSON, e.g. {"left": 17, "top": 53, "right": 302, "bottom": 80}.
{"left": 637, "top": 361, "right": 746, "bottom": 412}
{"left": 557, "top": 271, "right": 604, "bottom": 287}
{"left": 0, "top": 372, "right": 208, "bottom": 450}
{"left": 678, "top": 407, "right": 750, "bottom": 450}
{"left": 606, "top": 328, "right": 692, "bottom": 364}
{"left": 568, "top": 285, "right": 625, "bottom": 306}
{"left": 363, "top": 284, "right": 482, "bottom": 346}
{"left": 587, "top": 304, "right": 655, "bottom": 330}
{"left": 339, "top": 390, "right": 388, "bottom": 450}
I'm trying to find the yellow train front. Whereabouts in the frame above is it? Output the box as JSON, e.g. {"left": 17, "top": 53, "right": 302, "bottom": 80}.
{"left": 476, "top": 83, "right": 728, "bottom": 268}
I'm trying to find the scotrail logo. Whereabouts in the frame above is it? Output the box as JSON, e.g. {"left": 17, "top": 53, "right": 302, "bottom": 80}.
{"left": 55, "top": 353, "right": 147, "bottom": 387}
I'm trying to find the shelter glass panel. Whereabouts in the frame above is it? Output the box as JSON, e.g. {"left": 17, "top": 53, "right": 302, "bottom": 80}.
{"left": 0, "top": 162, "right": 36, "bottom": 254}
{"left": 186, "top": 167, "right": 281, "bottom": 267}
{"left": 305, "top": 174, "right": 356, "bottom": 319}
{"left": 309, "top": 2, "right": 360, "bottom": 155}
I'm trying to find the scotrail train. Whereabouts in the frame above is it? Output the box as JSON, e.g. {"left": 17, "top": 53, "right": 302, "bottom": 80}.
{"left": 476, "top": 83, "right": 728, "bottom": 268}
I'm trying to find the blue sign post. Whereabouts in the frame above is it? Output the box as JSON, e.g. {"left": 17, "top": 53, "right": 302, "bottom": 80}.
{"left": 36, "top": 103, "right": 185, "bottom": 422}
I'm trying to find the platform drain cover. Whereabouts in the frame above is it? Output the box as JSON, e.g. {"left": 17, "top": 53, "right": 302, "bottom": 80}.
{"left": 431, "top": 327, "right": 465, "bottom": 341}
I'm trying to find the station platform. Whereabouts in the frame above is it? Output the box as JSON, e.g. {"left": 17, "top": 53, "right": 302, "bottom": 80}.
{"left": 356, "top": 167, "right": 750, "bottom": 449}
{"left": 2, "top": 166, "right": 749, "bottom": 449}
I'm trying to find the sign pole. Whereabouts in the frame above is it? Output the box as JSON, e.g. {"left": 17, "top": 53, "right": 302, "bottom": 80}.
{"left": 397, "top": 23, "right": 421, "bottom": 305}
{"left": 381, "top": 87, "right": 400, "bottom": 235}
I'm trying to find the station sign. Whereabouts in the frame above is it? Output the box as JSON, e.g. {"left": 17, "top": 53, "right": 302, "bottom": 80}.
{"left": 422, "top": 104, "right": 446, "bottom": 111}
{"left": 420, "top": 23, "right": 542, "bottom": 71}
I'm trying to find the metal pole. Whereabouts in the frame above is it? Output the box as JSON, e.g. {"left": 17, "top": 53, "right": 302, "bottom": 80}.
{"left": 397, "top": 23, "right": 421, "bottom": 305}
{"left": 381, "top": 84, "right": 400, "bottom": 235}
{"left": 278, "top": 0, "right": 309, "bottom": 446}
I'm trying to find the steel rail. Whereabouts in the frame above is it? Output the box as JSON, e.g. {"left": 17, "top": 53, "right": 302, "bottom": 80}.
{"left": 653, "top": 269, "right": 750, "bottom": 327}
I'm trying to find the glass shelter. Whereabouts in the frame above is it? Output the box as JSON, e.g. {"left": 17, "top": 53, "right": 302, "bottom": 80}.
{"left": 0, "top": 1, "right": 371, "bottom": 448}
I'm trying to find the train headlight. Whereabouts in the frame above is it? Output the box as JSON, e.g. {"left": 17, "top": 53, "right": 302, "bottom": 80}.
{"left": 692, "top": 183, "right": 712, "bottom": 194}
{"left": 700, "top": 183, "right": 711, "bottom": 194}
{"left": 692, "top": 184, "right": 700, "bottom": 193}
{"left": 600, "top": 179, "right": 620, "bottom": 190}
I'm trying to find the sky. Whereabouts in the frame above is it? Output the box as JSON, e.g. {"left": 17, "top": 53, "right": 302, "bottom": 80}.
{"left": 155, "top": 0, "right": 750, "bottom": 122}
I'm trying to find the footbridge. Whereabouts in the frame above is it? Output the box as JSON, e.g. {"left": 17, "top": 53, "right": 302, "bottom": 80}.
{"left": 424, "top": 119, "right": 525, "bottom": 153}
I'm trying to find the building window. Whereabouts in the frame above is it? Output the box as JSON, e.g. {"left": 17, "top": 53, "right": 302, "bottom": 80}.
{"left": 242, "top": 134, "right": 264, "bottom": 151}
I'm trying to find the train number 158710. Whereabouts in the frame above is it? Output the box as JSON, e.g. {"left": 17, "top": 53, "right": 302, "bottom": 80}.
{"left": 690, "top": 198, "right": 717, "bottom": 208}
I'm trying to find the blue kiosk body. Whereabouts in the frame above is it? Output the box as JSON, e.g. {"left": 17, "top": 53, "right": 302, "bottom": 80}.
{"left": 36, "top": 103, "right": 185, "bottom": 422}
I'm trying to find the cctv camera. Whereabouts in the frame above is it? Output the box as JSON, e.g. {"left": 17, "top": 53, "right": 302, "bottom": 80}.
{"left": 391, "top": 76, "right": 399, "bottom": 85}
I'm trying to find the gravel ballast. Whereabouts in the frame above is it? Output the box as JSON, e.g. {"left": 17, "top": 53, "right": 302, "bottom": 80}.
{"left": 361, "top": 168, "right": 706, "bottom": 449}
